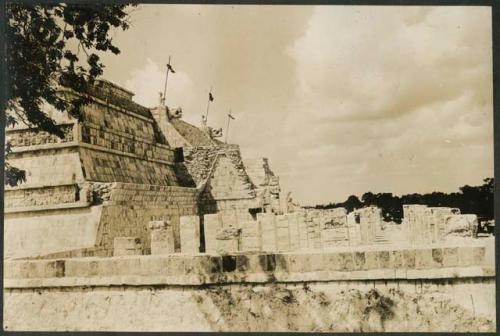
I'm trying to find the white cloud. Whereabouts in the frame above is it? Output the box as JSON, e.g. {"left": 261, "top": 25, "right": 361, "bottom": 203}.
{"left": 108, "top": 6, "right": 492, "bottom": 205}
{"left": 280, "top": 6, "right": 493, "bottom": 204}
{"left": 124, "top": 58, "right": 195, "bottom": 111}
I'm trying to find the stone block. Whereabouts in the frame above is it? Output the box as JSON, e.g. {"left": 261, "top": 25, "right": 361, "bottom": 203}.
{"left": 216, "top": 238, "right": 239, "bottom": 254}
{"left": 95, "top": 258, "right": 118, "bottom": 276}
{"left": 458, "top": 246, "right": 485, "bottom": 266}
{"left": 276, "top": 215, "right": 289, "bottom": 228}
{"left": 204, "top": 214, "right": 222, "bottom": 254}
{"left": 208, "top": 256, "right": 222, "bottom": 273}
{"left": 182, "top": 255, "right": 206, "bottom": 276}
{"left": 240, "top": 236, "right": 262, "bottom": 252}
{"left": 286, "top": 213, "right": 300, "bottom": 250}
{"left": 334, "top": 252, "right": 354, "bottom": 271}
{"left": 166, "top": 255, "right": 185, "bottom": 276}
{"left": 239, "top": 253, "right": 265, "bottom": 273}
{"left": 151, "top": 231, "right": 175, "bottom": 255}
{"left": 353, "top": 251, "right": 366, "bottom": 270}
{"left": 274, "top": 254, "right": 288, "bottom": 272}
{"left": 309, "top": 253, "right": 325, "bottom": 271}
{"left": 65, "top": 259, "right": 91, "bottom": 277}
{"left": 139, "top": 256, "right": 169, "bottom": 276}
{"left": 377, "top": 251, "right": 391, "bottom": 269}
{"left": 259, "top": 213, "right": 277, "bottom": 252}
{"left": 113, "top": 237, "right": 142, "bottom": 256}
{"left": 442, "top": 247, "right": 459, "bottom": 267}
{"left": 258, "top": 254, "right": 276, "bottom": 272}
{"left": 44, "top": 260, "right": 66, "bottom": 278}
{"left": 403, "top": 249, "right": 416, "bottom": 269}
{"left": 222, "top": 255, "right": 237, "bottom": 272}
{"left": 180, "top": 215, "right": 200, "bottom": 253}
{"left": 431, "top": 248, "right": 443, "bottom": 267}
{"left": 235, "top": 254, "right": 250, "bottom": 272}
{"left": 220, "top": 211, "right": 238, "bottom": 227}
{"left": 415, "top": 249, "right": 434, "bottom": 269}
{"left": 472, "top": 246, "right": 486, "bottom": 265}
{"left": 390, "top": 250, "right": 404, "bottom": 269}
{"left": 113, "top": 258, "right": 141, "bottom": 276}
{"left": 364, "top": 251, "right": 379, "bottom": 270}
{"left": 284, "top": 254, "right": 303, "bottom": 273}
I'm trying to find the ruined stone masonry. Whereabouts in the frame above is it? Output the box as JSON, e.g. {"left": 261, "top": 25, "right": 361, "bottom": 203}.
{"left": 3, "top": 80, "right": 495, "bottom": 332}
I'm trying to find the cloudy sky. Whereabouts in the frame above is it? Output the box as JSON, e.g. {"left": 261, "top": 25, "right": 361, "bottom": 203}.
{"left": 99, "top": 5, "right": 493, "bottom": 205}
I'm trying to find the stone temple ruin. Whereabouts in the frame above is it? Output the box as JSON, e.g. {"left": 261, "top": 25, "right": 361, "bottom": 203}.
{"left": 4, "top": 80, "right": 294, "bottom": 260}
{"left": 3, "top": 80, "right": 495, "bottom": 332}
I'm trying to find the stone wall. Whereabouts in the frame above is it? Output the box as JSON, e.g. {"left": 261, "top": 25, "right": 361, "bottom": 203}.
{"left": 5, "top": 184, "right": 81, "bottom": 209}
{"left": 4, "top": 278, "right": 495, "bottom": 332}
{"left": 4, "top": 182, "right": 199, "bottom": 259}
{"left": 7, "top": 123, "right": 74, "bottom": 148}
{"left": 354, "top": 206, "right": 382, "bottom": 244}
{"left": 201, "top": 209, "right": 353, "bottom": 254}
{"left": 4, "top": 243, "right": 491, "bottom": 285}
{"left": 95, "top": 183, "right": 199, "bottom": 253}
{"left": 4, "top": 82, "right": 199, "bottom": 259}
{"left": 4, "top": 205, "right": 103, "bottom": 259}
{"left": 402, "top": 205, "right": 477, "bottom": 245}
{"left": 5, "top": 146, "right": 84, "bottom": 187}
{"left": 243, "top": 157, "right": 281, "bottom": 212}
{"left": 3, "top": 241, "right": 495, "bottom": 332}
{"left": 186, "top": 145, "right": 260, "bottom": 221}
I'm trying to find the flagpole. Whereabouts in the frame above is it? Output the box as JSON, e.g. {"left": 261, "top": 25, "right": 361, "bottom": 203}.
{"left": 205, "top": 86, "right": 212, "bottom": 121}
{"left": 225, "top": 109, "right": 231, "bottom": 144}
{"left": 162, "top": 56, "right": 172, "bottom": 105}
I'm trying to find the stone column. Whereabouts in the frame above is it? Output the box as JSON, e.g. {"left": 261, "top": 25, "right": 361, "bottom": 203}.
{"left": 286, "top": 212, "right": 300, "bottom": 251}
{"left": 296, "top": 211, "right": 309, "bottom": 250}
{"left": 204, "top": 214, "right": 222, "bottom": 254}
{"left": 309, "top": 213, "right": 322, "bottom": 249}
{"left": 259, "top": 213, "right": 277, "bottom": 252}
{"left": 180, "top": 215, "right": 201, "bottom": 254}
{"left": 358, "top": 207, "right": 381, "bottom": 244}
{"left": 113, "top": 237, "right": 142, "bottom": 256}
{"left": 148, "top": 220, "right": 175, "bottom": 255}
{"left": 215, "top": 227, "right": 240, "bottom": 254}
{"left": 276, "top": 215, "right": 290, "bottom": 252}
{"left": 240, "top": 220, "right": 262, "bottom": 252}
{"left": 402, "top": 204, "right": 429, "bottom": 246}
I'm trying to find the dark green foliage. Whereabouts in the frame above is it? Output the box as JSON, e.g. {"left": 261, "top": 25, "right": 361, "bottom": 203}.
{"left": 4, "top": 3, "right": 134, "bottom": 186}
{"left": 316, "top": 178, "right": 494, "bottom": 223}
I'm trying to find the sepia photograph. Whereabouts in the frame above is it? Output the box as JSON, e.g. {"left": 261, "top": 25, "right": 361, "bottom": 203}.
{"left": 2, "top": 2, "right": 496, "bottom": 332}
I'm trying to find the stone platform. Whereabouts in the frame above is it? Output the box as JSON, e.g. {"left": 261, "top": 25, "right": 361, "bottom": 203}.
{"left": 5, "top": 242, "right": 493, "bottom": 288}
{"left": 3, "top": 241, "right": 496, "bottom": 332}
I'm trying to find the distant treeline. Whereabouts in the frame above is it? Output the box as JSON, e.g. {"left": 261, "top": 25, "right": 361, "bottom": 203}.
{"left": 314, "top": 178, "right": 494, "bottom": 224}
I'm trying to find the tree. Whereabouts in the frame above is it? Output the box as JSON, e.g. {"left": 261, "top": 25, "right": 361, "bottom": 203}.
{"left": 314, "top": 177, "right": 494, "bottom": 224}
{"left": 343, "top": 195, "right": 363, "bottom": 212}
{"left": 4, "top": 3, "right": 134, "bottom": 186}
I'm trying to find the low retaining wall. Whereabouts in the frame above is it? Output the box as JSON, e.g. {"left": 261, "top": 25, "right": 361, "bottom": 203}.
{"left": 5, "top": 244, "right": 492, "bottom": 286}
{"left": 4, "top": 243, "right": 495, "bottom": 332}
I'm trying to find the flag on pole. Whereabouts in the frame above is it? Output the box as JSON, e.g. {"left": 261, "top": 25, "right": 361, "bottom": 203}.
{"left": 167, "top": 63, "right": 175, "bottom": 73}
{"left": 228, "top": 113, "right": 235, "bottom": 120}
{"left": 209, "top": 92, "right": 214, "bottom": 102}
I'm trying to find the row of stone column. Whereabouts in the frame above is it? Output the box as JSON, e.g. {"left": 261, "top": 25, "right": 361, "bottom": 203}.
{"left": 112, "top": 206, "right": 392, "bottom": 256}
{"left": 402, "top": 205, "right": 477, "bottom": 245}
{"left": 203, "top": 210, "right": 354, "bottom": 254}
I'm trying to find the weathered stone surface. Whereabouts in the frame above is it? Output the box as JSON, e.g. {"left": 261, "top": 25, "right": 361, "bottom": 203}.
{"left": 148, "top": 221, "right": 175, "bottom": 255}
{"left": 204, "top": 214, "right": 222, "bottom": 254}
{"left": 113, "top": 237, "right": 142, "bottom": 256}
{"left": 355, "top": 207, "right": 382, "bottom": 244}
{"left": 180, "top": 216, "right": 201, "bottom": 253}
{"left": 445, "top": 214, "right": 478, "bottom": 238}
{"left": 259, "top": 213, "right": 277, "bottom": 251}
